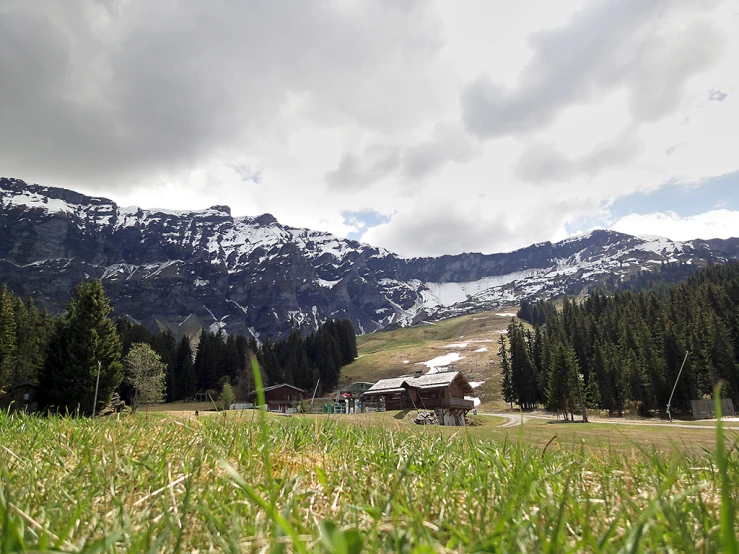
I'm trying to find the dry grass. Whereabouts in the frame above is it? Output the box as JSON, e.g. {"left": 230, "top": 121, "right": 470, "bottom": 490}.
{"left": 341, "top": 311, "right": 512, "bottom": 407}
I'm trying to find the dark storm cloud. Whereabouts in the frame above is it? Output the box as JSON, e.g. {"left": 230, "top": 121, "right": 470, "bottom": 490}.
{"left": 460, "top": 0, "right": 727, "bottom": 139}
{"left": 0, "top": 0, "right": 444, "bottom": 190}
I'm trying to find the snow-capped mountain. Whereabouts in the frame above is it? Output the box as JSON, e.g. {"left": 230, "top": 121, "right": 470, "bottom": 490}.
{"left": 1, "top": 177, "right": 737, "bottom": 338}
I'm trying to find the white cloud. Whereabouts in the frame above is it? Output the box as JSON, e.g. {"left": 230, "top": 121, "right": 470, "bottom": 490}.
{"left": 612, "top": 210, "right": 739, "bottom": 241}
{"left": 1, "top": 0, "right": 738, "bottom": 255}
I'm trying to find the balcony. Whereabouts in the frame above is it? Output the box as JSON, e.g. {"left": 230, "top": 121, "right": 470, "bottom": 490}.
{"left": 413, "top": 397, "right": 474, "bottom": 410}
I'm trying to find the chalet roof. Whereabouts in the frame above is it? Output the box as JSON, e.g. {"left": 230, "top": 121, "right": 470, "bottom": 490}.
{"left": 253, "top": 383, "right": 306, "bottom": 394}
{"left": 363, "top": 371, "right": 473, "bottom": 396}
{"left": 0, "top": 381, "right": 38, "bottom": 395}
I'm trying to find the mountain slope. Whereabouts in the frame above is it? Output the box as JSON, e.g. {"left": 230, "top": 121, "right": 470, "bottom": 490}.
{"left": 1, "top": 177, "right": 737, "bottom": 339}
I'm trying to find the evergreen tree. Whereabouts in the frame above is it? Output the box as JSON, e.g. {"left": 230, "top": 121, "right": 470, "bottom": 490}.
{"left": 38, "top": 280, "right": 123, "bottom": 415}
{"left": 175, "top": 336, "right": 196, "bottom": 399}
{"left": 498, "top": 335, "right": 515, "bottom": 408}
{"left": 12, "top": 297, "right": 51, "bottom": 385}
{"left": 151, "top": 329, "right": 177, "bottom": 402}
{"left": 0, "top": 284, "right": 17, "bottom": 386}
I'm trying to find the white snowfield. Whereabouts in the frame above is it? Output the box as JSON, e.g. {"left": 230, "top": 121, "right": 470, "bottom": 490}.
{"left": 416, "top": 353, "right": 465, "bottom": 374}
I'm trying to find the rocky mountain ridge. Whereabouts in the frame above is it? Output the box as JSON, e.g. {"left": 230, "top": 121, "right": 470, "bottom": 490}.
{"left": 1, "top": 177, "right": 738, "bottom": 339}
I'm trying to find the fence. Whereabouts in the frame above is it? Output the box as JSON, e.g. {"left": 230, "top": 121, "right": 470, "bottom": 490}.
{"left": 691, "top": 399, "right": 735, "bottom": 420}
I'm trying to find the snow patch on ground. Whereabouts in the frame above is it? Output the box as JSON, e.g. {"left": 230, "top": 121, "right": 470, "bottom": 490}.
{"left": 417, "top": 352, "right": 464, "bottom": 373}
{"left": 316, "top": 278, "right": 341, "bottom": 288}
{"left": 423, "top": 270, "right": 543, "bottom": 308}
{"left": 469, "top": 381, "right": 485, "bottom": 389}
{"left": 443, "top": 343, "right": 468, "bottom": 349}
{"left": 472, "top": 346, "right": 488, "bottom": 353}
{"left": 465, "top": 396, "right": 482, "bottom": 407}
{"left": 402, "top": 360, "right": 409, "bottom": 364}
{"left": 496, "top": 312, "right": 517, "bottom": 318}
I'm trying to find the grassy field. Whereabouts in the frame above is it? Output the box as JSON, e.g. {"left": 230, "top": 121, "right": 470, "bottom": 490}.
{"left": 341, "top": 310, "right": 515, "bottom": 409}
{"left": 1, "top": 408, "right": 737, "bottom": 552}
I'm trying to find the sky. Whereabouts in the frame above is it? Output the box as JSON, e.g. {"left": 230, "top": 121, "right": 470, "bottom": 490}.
{"left": 1, "top": 0, "right": 738, "bottom": 257}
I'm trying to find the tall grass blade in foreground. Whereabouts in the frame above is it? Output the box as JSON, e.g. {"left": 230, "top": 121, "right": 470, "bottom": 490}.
{"left": 715, "top": 385, "right": 738, "bottom": 554}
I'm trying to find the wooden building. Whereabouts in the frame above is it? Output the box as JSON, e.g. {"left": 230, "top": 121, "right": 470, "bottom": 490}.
{"left": 0, "top": 382, "right": 39, "bottom": 413}
{"left": 362, "top": 371, "right": 475, "bottom": 426}
{"left": 249, "top": 383, "right": 305, "bottom": 413}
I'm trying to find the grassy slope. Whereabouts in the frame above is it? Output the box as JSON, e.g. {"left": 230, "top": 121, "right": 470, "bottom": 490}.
{"left": 340, "top": 310, "right": 517, "bottom": 409}
{"left": 1, "top": 410, "right": 737, "bottom": 552}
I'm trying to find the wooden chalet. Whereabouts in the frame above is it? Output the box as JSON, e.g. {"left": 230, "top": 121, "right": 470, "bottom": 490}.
{"left": 362, "top": 371, "right": 475, "bottom": 426}
{"left": 0, "top": 382, "right": 39, "bottom": 413}
{"left": 249, "top": 383, "right": 305, "bottom": 413}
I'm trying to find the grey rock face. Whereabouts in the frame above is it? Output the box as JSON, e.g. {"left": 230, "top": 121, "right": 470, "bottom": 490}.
{"left": 1, "top": 177, "right": 736, "bottom": 339}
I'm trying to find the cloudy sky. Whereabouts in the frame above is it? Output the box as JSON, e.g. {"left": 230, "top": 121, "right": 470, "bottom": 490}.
{"left": 1, "top": 0, "right": 738, "bottom": 257}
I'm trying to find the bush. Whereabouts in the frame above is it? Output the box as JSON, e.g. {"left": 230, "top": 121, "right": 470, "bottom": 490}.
{"left": 218, "top": 382, "right": 235, "bottom": 411}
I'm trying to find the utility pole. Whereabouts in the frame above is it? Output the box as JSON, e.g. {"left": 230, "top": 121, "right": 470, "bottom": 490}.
{"left": 576, "top": 371, "right": 588, "bottom": 423}
{"left": 92, "top": 360, "right": 101, "bottom": 417}
{"left": 666, "top": 351, "right": 690, "bottom": 423}
{"left": 311, "top": 379, "right": 320, "bottom": 405}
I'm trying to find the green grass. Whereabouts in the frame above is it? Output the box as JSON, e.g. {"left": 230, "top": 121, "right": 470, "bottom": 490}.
{"left": 1, "top": 409, "right": 737, "bottom": 552}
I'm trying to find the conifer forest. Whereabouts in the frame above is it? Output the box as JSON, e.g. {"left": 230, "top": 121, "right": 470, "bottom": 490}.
{"left": 501, "top": 264, "right": 739, "bottom": 417}
{"left": 0, "top": 280, "right": 357, "bottom": 413}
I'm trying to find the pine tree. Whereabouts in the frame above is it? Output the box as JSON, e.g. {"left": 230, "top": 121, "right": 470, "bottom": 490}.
{"left": 151, "top": 329, "right": 177, "bottom": 402}
{"left": 12, "top": 297, "right": 50, "bottom": 385}
{"left": 0, "top": 284, "right": 17, "bottom": 386}
{"left": 509, "top": 321, "right": 537, "bottom": 409}
{"left": 585, "top": 379, "right": 601, "bottom": 409}
{"left": 38, "top": 280, "right": 123, "bottom": 415}
{"left": 546, "top": 344, "right": 570, "bottom": 418}
{"left": 498, "top": 335, "right": 515, "bottom": 408}
{"left": 175, "top": 336, "right": 196, "bottom": 400}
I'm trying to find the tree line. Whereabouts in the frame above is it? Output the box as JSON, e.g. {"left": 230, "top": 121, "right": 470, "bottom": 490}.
{"left": 501, "top": 263, "right": 739, "bottom": 418}
{"left": 0, "top": 280, "right": 357, "bottom": 413}
{"left": 0, "top": 284, "right": 54, "bottom": 388}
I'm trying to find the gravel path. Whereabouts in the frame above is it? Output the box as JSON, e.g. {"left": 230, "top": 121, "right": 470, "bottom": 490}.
{"left": 481, "top": 413, "right": 739, "bottom": 431}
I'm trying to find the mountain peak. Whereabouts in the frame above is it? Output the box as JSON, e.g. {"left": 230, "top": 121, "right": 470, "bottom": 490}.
{"left": 1, "top": 179, "right": 738, "bottom": 339}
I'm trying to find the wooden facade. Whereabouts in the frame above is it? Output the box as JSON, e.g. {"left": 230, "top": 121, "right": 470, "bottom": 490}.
{"left": 249, "top": 383, "right": 305, "bottom": 413}
{"left": 0, "top": 382, "right": 39, "bottom": 413}
{"left": 362, "top": 371, "right": 475, "bottom": 426}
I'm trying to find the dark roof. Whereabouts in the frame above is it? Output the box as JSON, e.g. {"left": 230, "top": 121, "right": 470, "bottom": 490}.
{"left": 363, "top": 371, "right": 473, "bottom": 396}
{"left": 0, "top": 381, "right": 38, "bottom": 395}
{"left": 251, "top": 383, "right": 306, "bottom": 395}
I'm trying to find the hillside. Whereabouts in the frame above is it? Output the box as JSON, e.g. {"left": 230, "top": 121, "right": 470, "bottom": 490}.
{"left": 339, "top": 309, "right": 520, "bottom": 409}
